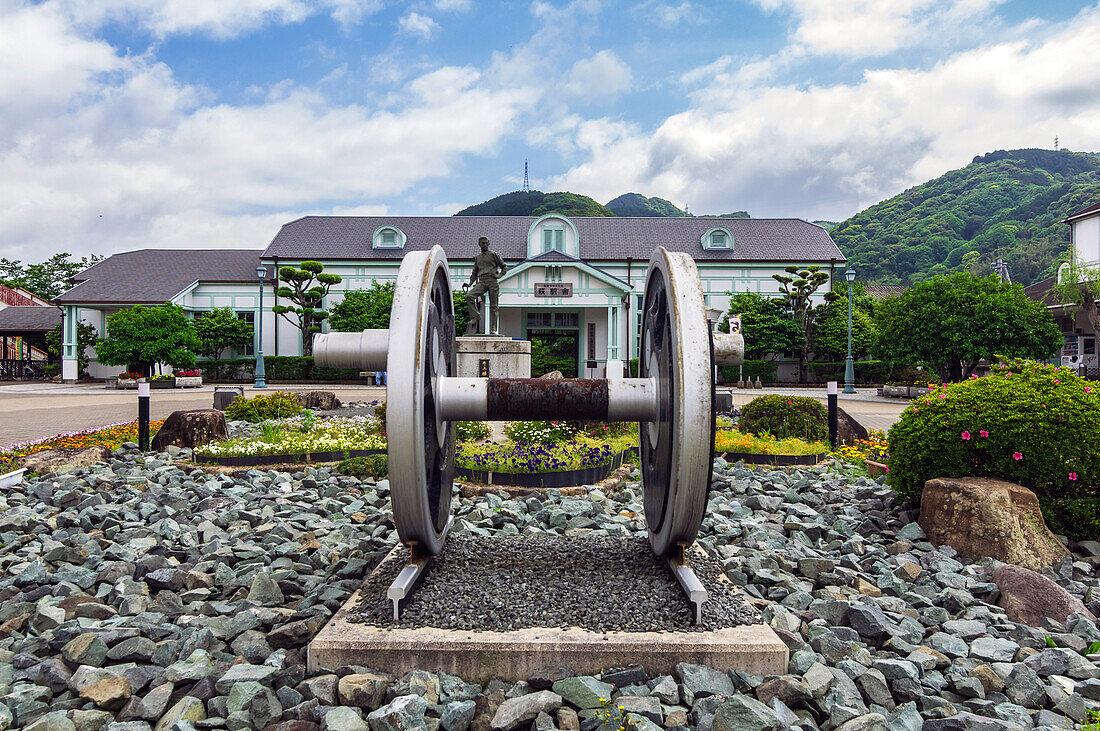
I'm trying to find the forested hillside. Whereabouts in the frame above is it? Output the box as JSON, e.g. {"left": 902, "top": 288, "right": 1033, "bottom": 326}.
{"left": 455, "top": 191, "right": 614, "bottom": 217}
{"left": 606, "top": 193, "right": 689, "bottom": 217}
{"left": 830, "top": 149, "right": 1100, "bottom": 286}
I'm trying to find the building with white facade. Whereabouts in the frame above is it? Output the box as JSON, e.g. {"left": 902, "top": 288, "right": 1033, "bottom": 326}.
{"left": 1025, "top": 200, "right": 1100, "bottom": 375}
{"left": 57, "top": 214, "right": 845, "bottom": 380}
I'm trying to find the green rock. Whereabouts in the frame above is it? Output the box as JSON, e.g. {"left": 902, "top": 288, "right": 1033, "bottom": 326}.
{"left": 23, "top": 712, "right": 76, "bottom": 731}
{"left": 62, "top": 633, "right": 109, "bottom": 668}
{"left": 0, "top": 703, "right": 10, "bottom": 731}
{"left": 712, "top": 696, "right": 780, "bottom": 731}
{"left": 327, "top": 706, "right": 370, "bottom": 731}
{"left": 367, "top": 695, "right": 429, "bottom": 731}
{"left": 226, "top": 681, "right": 265, "bottom": 714}
{"left": 164, "top": 650, "right": 218, "bottom": 683}
{"left": 154, "top": 696, "right": 205, "bottom": 731}
{"left": 552, "top": 677, "right": 614, "bottom": 709}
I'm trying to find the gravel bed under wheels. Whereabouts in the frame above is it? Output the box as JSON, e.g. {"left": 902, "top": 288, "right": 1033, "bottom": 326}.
{"left": 350, "top": 534, "right": 759, "bottom": 632}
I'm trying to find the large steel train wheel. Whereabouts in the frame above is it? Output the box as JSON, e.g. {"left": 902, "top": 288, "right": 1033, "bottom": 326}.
{"left": 639, "top": 248, "right": 715, "bottom": 556}
{"left": 387, "top": 246, "right": 457, "bottom": 555}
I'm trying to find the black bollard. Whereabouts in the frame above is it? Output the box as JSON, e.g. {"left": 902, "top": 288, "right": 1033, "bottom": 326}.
{"left": 827, "top": 381, "right": 838, "bottom": 448}
{"left": 138, "top": 381, "right": 150, "bottom": 451}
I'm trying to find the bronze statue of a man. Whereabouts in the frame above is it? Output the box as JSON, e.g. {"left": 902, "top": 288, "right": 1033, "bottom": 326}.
{"left": 465, "top": 236, "right": 507, "bottom": 335}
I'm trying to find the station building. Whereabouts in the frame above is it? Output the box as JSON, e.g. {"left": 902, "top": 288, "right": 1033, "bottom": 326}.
{"left": 57, "top": 214, "right": 845, "bottom": 381}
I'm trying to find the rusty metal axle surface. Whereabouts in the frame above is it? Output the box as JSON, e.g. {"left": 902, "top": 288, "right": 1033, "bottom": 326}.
{"left": 486, "top": 378, "right": 610, "bottom": 420}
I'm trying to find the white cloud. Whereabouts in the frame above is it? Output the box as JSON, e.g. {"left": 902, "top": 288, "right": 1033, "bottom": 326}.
{"left": 752, "top": 0, "right": 1007, "bottom": 57}
{"left": 632, "top": 0, "right": 700, "bottom": 27}
{"left": 563, "top": 50, "right": 632, "bottom": 100}
{"left": 434, "top": 0, "right": 472, "bottom": 12}
{"left": 398, "top": 11, "right": 439, "bottom": 40}
{"left": 0, "top": 2, "right": 539, "bottom": 259}
{"left": 550, "top": 7, "right": 1100, "bottom": 221}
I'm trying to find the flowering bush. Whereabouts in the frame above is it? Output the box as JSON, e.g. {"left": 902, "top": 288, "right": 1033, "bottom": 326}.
{"left": 338, "top": 454, "right": 388, "bottom": 479}
{"left": 175, "top": 369, "right": 201, "bottom": 377}
{"left": 455, "top": 421, "right": 491, "bottom": 441}
{"left": 150, "top": 374, "right": 174, "bottom": 382}
{"left": 503, "top": 420, "right": 578, "bottom": 444}
{"left": 738, "top": 394, "right": 828, "bottom": 443}
{"left": 457, "top": 441, "right": 615, "bottom": 473}
{"left": 1, "top": 420, "right": 165, "bottom": 471}
{"left": 887, "top": 359, "right": 1100, "bottom": 539}
{"left": 195, "top": 414, "right": 384, "bottom": 457}
{"left": 714, "top": 430, "right": 828, "bottom": 456}
{"left": 117, "top": 372, "right": 143, "bottom": 380}
{"left": 831, "top": 434, "right": 889, "bottom": 466}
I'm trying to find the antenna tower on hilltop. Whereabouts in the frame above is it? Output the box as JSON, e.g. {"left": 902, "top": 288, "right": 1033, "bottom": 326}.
{"left": 1055, "top": 136, "right": 1059, "bottom": 151}
{"left": 522, "top": 159, "right": 530, "bottom": 192}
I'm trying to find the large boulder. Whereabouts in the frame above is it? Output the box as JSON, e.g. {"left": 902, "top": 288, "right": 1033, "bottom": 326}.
{"left": 151, "top": 410, "right": 228, "bottom": 451}
{"left": 293, "top": 391, "right": 341, "bottom": 410}
{"left": 993, "top": 564, "right": 1096, "bottom": 626}
{"left": 917, "top": 477, "right": 1069, "bottom": 570}
{"left": 18, "top": 445, "right": 111, "bottom": 475}
{"left": 837, "top": 407, "right": 869, "bottom": 444}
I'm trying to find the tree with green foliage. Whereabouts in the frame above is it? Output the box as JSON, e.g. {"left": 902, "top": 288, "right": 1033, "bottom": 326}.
{"left": 46, "top": 321, "right": 98, "bottom": 378}
{"left": 875, "top": 272, "right": 1063, "bottom": 381}
{"left": 329, "top": 281, "right": 396, "bottom": 332}
{"left": 456, "top": 190, "right": 615, "bottom": 217}
{"left": 194, "top": 307, "right": 253, "bottom": 360}
{"left": 452, "top": 290, "right": 470, "bottom": 337}
{"left": 721, "top": 292, "right": 803, "bottom": 361}
{"left": 772, "top": 265, "right": 836, "bottom": 383}
{"left": 0, "top": 253, "right": 104, "bottom": 300}
{"left": 810, "top": 289, "right": 877, "bottom": 361}
{"left": 95, "top": 304, "right": 199, "bottom": 376}
{"left": 605, "top": 193, "right": 689, "bottom": 217}
{"left": 273, "top": 261, "right": 342, "bottom": 356}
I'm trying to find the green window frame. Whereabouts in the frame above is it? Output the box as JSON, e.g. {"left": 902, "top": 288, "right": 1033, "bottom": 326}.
{"left": 542, "top": 227, "right": 565, "bottom": 252}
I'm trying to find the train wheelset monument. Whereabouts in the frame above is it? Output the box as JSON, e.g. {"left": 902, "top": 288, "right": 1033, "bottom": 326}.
{"left": 309, "top": 244, "right": 787, "bottom": 681}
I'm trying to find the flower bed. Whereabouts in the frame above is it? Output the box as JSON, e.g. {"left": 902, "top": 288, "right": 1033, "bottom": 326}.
{"left": 714, "top": 429, "right": 829, "bottom": 466}
{"left": 0, "top": 420, "right": 165, "bottom": 471}
{"left": 194, "top": 414, "right": 385, "bottom": 460}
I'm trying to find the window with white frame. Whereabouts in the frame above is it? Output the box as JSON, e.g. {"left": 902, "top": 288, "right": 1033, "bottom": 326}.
{"left": 542, "top": 227, "right": 565, "bottom": 252}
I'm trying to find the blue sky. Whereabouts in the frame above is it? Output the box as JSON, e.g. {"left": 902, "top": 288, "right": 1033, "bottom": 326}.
{"left": 1, "top": 0, "right": 1098, "bottom": 260}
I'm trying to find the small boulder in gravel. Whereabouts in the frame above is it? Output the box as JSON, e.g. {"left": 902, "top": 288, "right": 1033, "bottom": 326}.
{"left": 340, "top": 673, "right": 390, "bottom": 710}
{"left": 552, "top": 677, "right": 613, "bottom": 709}
{"left": 675, "top": 663, "right": 735, "bottom": 698}
{"left": 80, "top": 676, "right": 132, "bottom": 710}
{"left": 711, "top": 695, "right": 780, "bottom": 731}
{"left": 993, "top": 564, "right": 1096, "bottom": 626}
{"left": 62, "top": 633, "right": 109, "bottom": 667}
{"left": 490, "top": 691, "right": 562, "bottom": 731}
{"left": 368, "top": 694, "right": 429, "bottom": 731}
{"left": 440, "top": 700, "right": 476, "bottom": 731}
{"left": 327, "top": 707, "right": 370, "bottom": 731}
{"left": 153, "top": 696, "right": 205, "bottom": 731}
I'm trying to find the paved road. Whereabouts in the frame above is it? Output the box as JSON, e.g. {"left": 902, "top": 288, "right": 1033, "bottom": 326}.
{"left": 0, "top": 384, "right": 385, "bottom": 449}
{"left": 0, "top": 382, "right": 908, "bottom": 449}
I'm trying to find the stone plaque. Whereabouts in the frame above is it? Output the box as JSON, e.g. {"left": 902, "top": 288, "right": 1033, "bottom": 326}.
{"left": 534, "top": 283, "right": 573, "bottom": 297}
{"left": 478, "top": 359, "right": 490, "bottom": 377}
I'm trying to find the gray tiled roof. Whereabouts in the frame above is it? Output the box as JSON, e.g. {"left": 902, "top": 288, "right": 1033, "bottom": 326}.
{"left": 263, "top": 216, "right": 845, "bottom": 263}
{"left": 57, "top": 249, "right": 266, "bottom": 305}
{"left": 0, "top": 306, "right": 61, "bottom": 332}
{"left": 1066, "top": 200, "right": 1100, "bottom": 222}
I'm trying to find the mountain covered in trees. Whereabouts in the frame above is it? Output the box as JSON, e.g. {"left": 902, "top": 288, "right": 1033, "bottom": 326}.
{"left": 455, "top": 191, "right": 614, "bottom": 217}
{"left": 830, "top": 149, "right": 1100, "bottom": 286}
{"left": 606, "top": 193, "right": 689, "bottom": 217}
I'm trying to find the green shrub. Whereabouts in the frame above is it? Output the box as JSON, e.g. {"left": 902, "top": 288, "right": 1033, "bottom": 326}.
{"left": 225, "top": 392, "right": 303, "bottom": 422}
{"left": 337, "top": 454, "right": 388, "bottom": 479}
{"left": 738, "top": 394, "right": 828, "bottom": 443}
{"left": 887, "top": 359, "right": 1100, "bottom": 538}
{"left": 720, "top": 360, "right": 778, "bottom": 383}
{"left": 806, "top": 360, "right": 890, "bottom": 384}
{"left": 197, "top": 356, "right": 360, "bottom": 382}
{"left": 456, "top": 421, "right": 491, "bottom": 441}
{"left": 374, "top": 403, "right": 386, "bottom": 433}
{"left": 629, "top": 358, "right": 639, "bottom": 377}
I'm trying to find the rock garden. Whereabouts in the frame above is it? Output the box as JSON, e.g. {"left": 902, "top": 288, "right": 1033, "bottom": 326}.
{"left": 0, "top": 359, "right": 1098, "bottom": 731}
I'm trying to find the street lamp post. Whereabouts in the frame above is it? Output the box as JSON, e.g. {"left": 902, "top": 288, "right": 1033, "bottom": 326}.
{"left": 254, "top": 265, "right": 268, "bottom": 389}
{"left": 843, "top": 268, "right": 857, "bottom": 394}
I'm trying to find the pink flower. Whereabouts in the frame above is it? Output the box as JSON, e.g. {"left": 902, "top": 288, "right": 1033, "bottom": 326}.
{"left": 979, "top": 430, "right": 989, "bottom": 437}
{"left": 1069, "top": 472, "right": 1077, "bottom": 481}
{"left": 938, "top": 394, "right": 947, "bottom": 399}
{"left": 1054, "top": 379, "right": 1060, "bottom": 384}
{"left": 1086, "top": 387, "right": 1092, "bottom": 393}
{"left": 1013, "top": 452, "right": 1023, "bottom": 461}
{"left": 961, "top": 431, "right": 971, "bottom": 440}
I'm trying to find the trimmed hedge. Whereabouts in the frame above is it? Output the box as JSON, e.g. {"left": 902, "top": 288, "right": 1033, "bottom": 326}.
{"left": 738, "top": 394, "right": 828, "bottom": 443}
{"left": 720, "top": 360, "right": 779, "bottom": 383}
{"left": 197, "top": 356, "right": 362, "bottom": 382}
{"left": 806, "top": 360, "right": 889, "bottom": 384}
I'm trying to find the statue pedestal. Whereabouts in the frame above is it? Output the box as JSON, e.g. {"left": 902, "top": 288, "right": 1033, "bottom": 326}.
{"left": 456, "top": 337, "right": 531, "bottom": 378}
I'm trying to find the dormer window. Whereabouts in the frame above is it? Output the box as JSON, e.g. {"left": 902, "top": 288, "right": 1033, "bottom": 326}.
{"left": 701, "top": 227, "right": 733, "bottom": 251}
{"left": 543, "top": 227, "right": 565, "bottom": 252}
{"left": 373, "top": 226, "right": 406, "bottom": 249}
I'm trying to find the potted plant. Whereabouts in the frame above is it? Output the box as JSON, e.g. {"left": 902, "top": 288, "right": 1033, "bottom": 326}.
{"left": 175, "top": 369, "right": 203, "bottom": 388}
{"left": 151, "top": 374, "right": 176, "bottom": 389}
{"left": 116, "top": 372, "right": 143, "bottom": 389}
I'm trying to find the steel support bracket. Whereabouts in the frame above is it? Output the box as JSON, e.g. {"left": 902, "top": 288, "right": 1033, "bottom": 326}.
{"left": 387, "top": 516, "right": 454, "bottom": 621}
{"left": 665, "top": 542, "right": 708, "bottom": 625}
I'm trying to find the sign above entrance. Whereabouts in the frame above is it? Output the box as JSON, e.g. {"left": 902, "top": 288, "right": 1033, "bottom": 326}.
{"left": 534, "top": 282, "right": 573, "bottom": 297}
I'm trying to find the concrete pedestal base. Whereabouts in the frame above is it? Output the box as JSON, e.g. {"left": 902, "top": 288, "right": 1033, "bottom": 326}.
{"left": 456, "top": 337, "right": 531, "bottom": 378}
{"left": 307, "top": 546, "right": 789, "bottom": 683}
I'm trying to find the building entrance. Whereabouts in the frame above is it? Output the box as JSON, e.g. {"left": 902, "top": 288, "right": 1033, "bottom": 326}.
{"left": 525, "top": 311, "right": 580, "bottom": 378}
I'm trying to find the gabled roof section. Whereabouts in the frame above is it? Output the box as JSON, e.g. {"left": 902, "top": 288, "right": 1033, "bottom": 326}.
{"left": 1065, "top": 201, "right": 1100, "bottom": 223}
{"left": 57, "top": 249, "right": 265, "bottom": 305}
{"left": 0, "top": 306, "right": 61, "bottom": 333}
{"left": 526, "top": 249, "right": 578, "bottom": 263}
{"left": 263, "top": 215, "right": 844, "bottom": 262}
{"left": 500, "top": 256, "right": 631, "bottom": 292}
